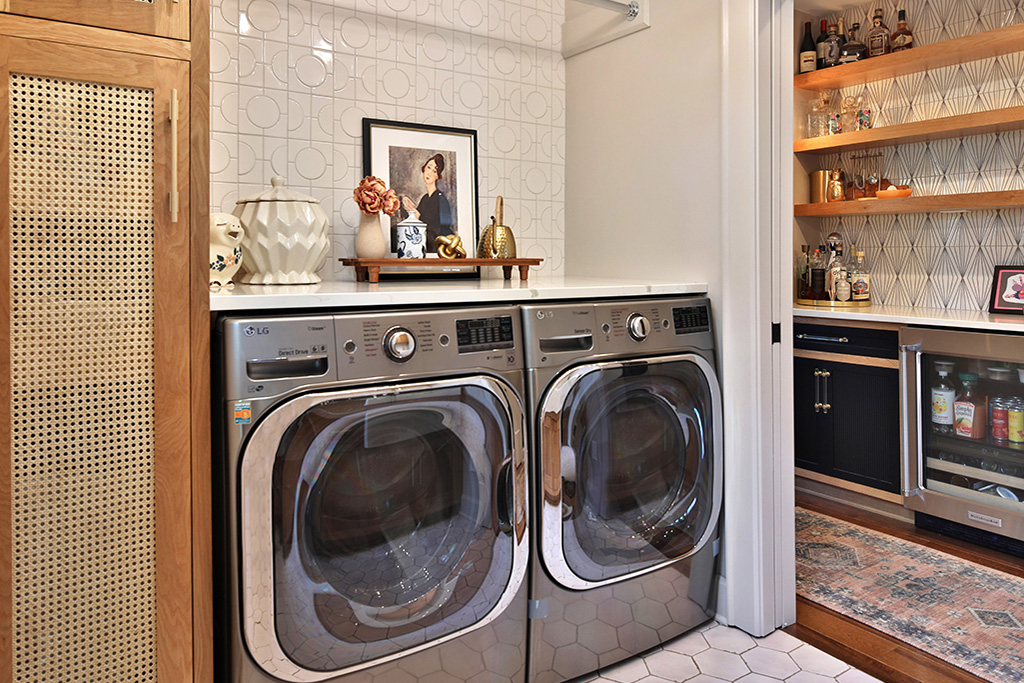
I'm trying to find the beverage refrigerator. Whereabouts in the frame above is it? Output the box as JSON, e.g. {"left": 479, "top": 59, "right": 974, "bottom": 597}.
{"left": 900, "top": 326, "right": 1024, "bottom": 545}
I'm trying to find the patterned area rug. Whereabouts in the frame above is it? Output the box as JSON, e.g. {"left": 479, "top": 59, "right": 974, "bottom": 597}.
{"left": 795, "top": 508, "right": 1024, "bottom": 683}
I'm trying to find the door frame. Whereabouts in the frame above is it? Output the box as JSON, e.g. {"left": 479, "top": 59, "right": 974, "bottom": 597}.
{"left": 720, "top": 0, "right": 797, "bottom": 635}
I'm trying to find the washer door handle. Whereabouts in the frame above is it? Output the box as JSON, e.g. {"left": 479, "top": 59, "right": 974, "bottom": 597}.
{"left": 495, "top": 458, "right": 514, "bottom": 535}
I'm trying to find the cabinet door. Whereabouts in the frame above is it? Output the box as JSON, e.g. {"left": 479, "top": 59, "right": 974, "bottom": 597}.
{"left": 3, "top": 0, "right": 189, "bottom": 40}
{"left": 0, "top": 37, "right": 191, "bottom": 681}
{"left": 793, "top": 356, "right": 831, "bottom": 473}
{"left": 829, "top": 361, "right": 901, "bottom": 493}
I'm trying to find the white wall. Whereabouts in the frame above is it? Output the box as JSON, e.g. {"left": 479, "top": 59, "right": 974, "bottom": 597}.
{"left": 563, "top": 1, "right": 722, "bottom": 298}
{"left": 565, "top": 0, "right": 790, "bottom": 636}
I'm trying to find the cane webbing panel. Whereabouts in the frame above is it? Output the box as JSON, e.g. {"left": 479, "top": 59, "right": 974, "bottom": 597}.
{"left": 8, "top": 73, "right": 157, "bottom": 682}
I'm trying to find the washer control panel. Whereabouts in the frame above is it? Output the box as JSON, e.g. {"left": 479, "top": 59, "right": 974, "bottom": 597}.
{"left": 334, "top": 305, "right": 523, "bottom": 375}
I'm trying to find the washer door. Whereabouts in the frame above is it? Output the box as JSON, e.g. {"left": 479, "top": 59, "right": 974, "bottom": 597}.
{"left": 538, "top": 354, "right": 722, "bottom": 590}
{"left": 239, "top": 376, "right": 527, "bottom": 682}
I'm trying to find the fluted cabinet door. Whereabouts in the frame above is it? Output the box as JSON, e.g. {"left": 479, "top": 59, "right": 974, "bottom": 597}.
{"left": 0, "top": 37, "right": 191, "bottom": 682}
{"left": 1, "top": 0, "right": 189, "bottom": 40}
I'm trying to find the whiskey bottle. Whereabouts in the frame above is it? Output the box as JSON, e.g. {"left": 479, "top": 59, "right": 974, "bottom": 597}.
{"left": 799, "top": 21, "right": 817, "bottom": 73}
{"left": 890, "top": 10, "right": 913, "bottom": 52}
{"left": 866, "top": 9, "right": 890, "bottom": 57}
{"left": 839, "top": 23, "right": 868, "bottom": 64}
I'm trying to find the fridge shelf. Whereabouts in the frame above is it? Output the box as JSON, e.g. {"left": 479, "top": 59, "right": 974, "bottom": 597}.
{"left": 928, "top": 479, "right": 1023, "bottom": 512}
{"left": 925, "top": 457, "right": 1024, "bottom": 491}
{"left": 927, "top": 431, "right": 1024, "bottom": 467}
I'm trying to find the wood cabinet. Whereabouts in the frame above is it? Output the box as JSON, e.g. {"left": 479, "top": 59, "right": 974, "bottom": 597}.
{"left": 0, "top": 5, "right": 209, "bottom": 682}
{"left": 794, "top": 322, "right": 901, "bottom": 495}
{"left": 1, "top": 0, "right": 190, "bottom": 40}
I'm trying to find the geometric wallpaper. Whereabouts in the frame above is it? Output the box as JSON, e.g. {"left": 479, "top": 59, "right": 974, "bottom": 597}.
{"left": 809, "top": 0, "right": 1024, "bottom": 310}
{"left": 210, "top": 0, "right": 566, "bottom": 280}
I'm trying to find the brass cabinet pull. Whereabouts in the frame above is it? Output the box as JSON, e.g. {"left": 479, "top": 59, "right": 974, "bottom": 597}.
{"left": 821, "top": 370, "right": 831, "bottom": 413}
{"left": 814, "top": 369, "right": 822, "bottom": 412}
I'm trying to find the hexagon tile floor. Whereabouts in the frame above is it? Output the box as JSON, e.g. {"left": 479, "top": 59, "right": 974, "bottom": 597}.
{"left": 577, "top": 621, "right": 879, "bottom": 683}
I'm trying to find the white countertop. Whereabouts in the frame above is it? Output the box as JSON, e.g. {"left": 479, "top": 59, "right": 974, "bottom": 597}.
{"left": 210, "top": 276, "right": 709, "bottom": 312}
{"left": 793, "top": 303, "right": 1024, "bottom": 334}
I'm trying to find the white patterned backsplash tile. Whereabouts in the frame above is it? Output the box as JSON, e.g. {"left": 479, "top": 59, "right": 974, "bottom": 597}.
{"left": 211, "top": 0, "right": 566, "bottom": 279}
{"left": 807, "top": 0, "right": 1024, "bottom": 311}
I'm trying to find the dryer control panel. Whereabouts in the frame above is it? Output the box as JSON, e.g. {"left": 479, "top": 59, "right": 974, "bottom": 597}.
{"left": 521, "top": 297, "right": 714, "bottom": 369}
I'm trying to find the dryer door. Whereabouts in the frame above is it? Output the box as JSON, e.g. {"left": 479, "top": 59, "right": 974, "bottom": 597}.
{"left": 538, "top": 354, "right": 722, "bottom": 590}
{"left": 238, "top": 376, "right": 527, "bottom": 682}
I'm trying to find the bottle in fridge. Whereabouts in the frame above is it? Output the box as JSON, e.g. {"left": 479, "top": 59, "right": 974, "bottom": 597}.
{"left": 931, "top": 361, "right": 955, "bottom": 435}
{"left": 953, "top": 373, "right": 986, "bottom": 440}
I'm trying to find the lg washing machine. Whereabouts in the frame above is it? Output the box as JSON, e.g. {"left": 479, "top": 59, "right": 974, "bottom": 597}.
{"left": 213, "top": 305, "right": 529, "bottom": 683}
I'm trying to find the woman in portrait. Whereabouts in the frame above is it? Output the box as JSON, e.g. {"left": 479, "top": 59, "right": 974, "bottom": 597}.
{"left": 401, "top": 153, "right": 454, "bottom": 249}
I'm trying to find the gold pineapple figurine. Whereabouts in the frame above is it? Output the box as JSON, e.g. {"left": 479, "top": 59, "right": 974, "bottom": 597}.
{"left": 478, "top": 196, "right": 516, "bottom": 259}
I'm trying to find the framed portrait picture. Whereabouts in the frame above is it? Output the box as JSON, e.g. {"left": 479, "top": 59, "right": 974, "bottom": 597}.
{"left": 362, "top": 118, "right": 479, "bottom": 279}
{"left": 988, "top": 265, "right": 1024, "bottom": 314}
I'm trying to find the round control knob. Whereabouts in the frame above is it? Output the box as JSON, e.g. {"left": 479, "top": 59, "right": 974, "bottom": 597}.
{"left": 626, "top": 313, "right": 651, "bottom": 342}
{"left": 383, "top": 327, "right": 416, "bottom": 362}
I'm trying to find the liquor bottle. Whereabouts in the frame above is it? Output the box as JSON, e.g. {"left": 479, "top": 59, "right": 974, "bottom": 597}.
{"left": 954, "top": 373, "right": 987, "bottom": 440}
{"left": 837, "top": 17, "right": 848, "bottom": 51}
{"left": 891, "top": 9, "right": 914, "bottom": 52}
{"left": 815, "top": 19, "right": 829, "bottom": 70}
{"left": 797, "top": 244, "right": 811, "bottom": 298}
{"left": 931, "top": 361, "right": 956, "bottom": 434}
{"left": 810, "top": 248, "right": 826, "bottom": 299}
{"left": 833, "top": 248, "right": 852, "bottom": 302}
{"left": 823, "top": 24, "right": 842, "bottom": 68}
{"left": 866, "top": 9, "right": 891, "bottom": 57}
{"left": 839, "top": 23, "right": 868, "bottom": 64}
{"left": 850, "top": 250, "right": 870, "bottom": 301}
{"left": 799, "top": 21, "right": 817, "bottom": 73}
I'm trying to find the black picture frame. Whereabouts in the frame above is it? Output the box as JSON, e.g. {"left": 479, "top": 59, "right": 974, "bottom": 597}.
{"left": 988, "top": 265, "right": 1024, "bottom": 314}
{"left": 362, "top": 118, "right": 480, "bottom": 279}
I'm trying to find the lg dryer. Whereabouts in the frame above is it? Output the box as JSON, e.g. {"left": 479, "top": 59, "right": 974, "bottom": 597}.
{"left": 213, "top": 305, "right": 529, "bottom": 682}
{"left": 521, "top": 297, "right": 723, "bottom": 683}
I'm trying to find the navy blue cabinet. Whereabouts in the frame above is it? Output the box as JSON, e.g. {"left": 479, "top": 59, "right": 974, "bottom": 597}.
{"left": 794, "top": 323, "right": 901, "bottom": 494}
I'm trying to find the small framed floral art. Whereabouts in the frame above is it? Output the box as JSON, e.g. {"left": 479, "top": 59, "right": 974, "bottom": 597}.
{"left": 988, "top": 265, "right": 1024, "bottom": 314}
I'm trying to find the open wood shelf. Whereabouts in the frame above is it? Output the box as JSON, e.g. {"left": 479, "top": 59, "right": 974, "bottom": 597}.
{"left": 794, "top": 190, "right": 1024, "bottom": 216}
{"left": 795, "top": 105, "right": 1024, "bottom": 154}
{"left": 793, "top": 23, "right": 1024, "bottom": 92}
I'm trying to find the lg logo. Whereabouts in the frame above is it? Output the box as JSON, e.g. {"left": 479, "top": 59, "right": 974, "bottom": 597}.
{"left": 243, "top": 325, "right": 270, "bottom": 337}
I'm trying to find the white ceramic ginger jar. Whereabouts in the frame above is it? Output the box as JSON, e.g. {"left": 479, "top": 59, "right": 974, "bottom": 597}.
{"left": 233, "top": 176, "right": 330, "bottom": 284}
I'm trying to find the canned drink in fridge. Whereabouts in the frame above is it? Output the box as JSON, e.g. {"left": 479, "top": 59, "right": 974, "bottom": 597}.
{"left": 1009, "top": 400, "right": 1024, "bottom": 444}
{"left": 992, "top": 398, "right": 1009, "bottom": 441}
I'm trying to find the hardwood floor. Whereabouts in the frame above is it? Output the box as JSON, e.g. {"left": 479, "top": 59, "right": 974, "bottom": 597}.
{"left": 785, "top": 491, "right": 1024, "bottom": 683}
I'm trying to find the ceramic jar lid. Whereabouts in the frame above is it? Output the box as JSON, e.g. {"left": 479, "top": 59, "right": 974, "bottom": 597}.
{"left": 235, "top": 175, "right": 319, "bottom": 204}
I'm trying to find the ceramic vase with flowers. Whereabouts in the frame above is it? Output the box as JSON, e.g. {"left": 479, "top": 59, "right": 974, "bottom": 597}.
{"left": 353, "top": 176, "right": 400, "bottom": 259}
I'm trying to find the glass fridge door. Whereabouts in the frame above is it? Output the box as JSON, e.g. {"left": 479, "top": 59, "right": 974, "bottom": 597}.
{"left": 916, "top": 348, "right": 1024, "bottom": 517}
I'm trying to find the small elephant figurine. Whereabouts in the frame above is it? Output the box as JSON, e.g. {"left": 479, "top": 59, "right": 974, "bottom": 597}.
{"left": 210, "top": 212, "right": 244, "bottom": 288}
